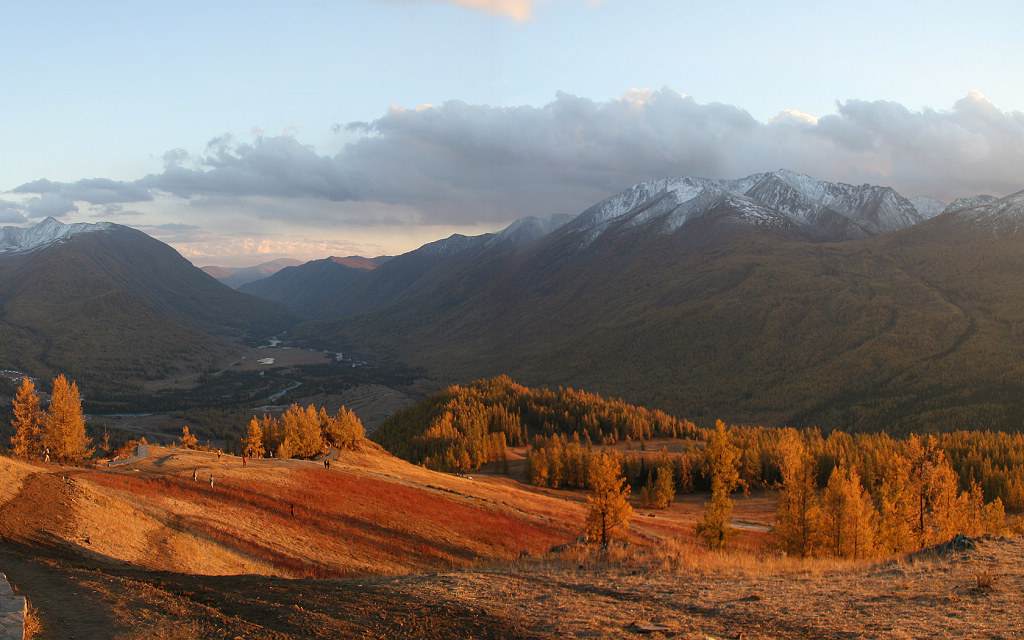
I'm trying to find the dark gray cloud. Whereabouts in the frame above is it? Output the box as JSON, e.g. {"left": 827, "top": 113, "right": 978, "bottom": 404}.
{"left": 14, "top": 177, "right": 152, "bottom": 204}
{"left": 11, "top": 90, "right": 1024, "bottom": 229}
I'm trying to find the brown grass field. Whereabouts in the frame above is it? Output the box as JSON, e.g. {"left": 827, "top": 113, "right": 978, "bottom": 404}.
{"left": 1, "top": 444, "right": 1022, "bottom": 639}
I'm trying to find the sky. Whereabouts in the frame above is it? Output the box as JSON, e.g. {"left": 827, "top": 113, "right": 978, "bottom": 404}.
{"left": 2, "top": 0, "right": 1024, "bottom": 267}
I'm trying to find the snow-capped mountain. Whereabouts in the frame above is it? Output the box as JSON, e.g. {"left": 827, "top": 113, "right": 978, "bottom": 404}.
{"left": 560, "top": 169, "right": 927, "bottom": 250}
{"left": 910, "top": 196, "right": 947, "bottom": 219}
{"left": 939, "top": 190, "right": 1024, "bottom": 234}
{"left": 0, "top": 216, "right": 114, "bottom": 254}
{"left": 942, "top": 194, "right": 998, "bottom": 215}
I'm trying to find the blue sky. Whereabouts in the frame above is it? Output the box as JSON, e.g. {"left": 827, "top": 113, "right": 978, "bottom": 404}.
{"left": 3, "top": 0, "right": 1024, "bottom": 265}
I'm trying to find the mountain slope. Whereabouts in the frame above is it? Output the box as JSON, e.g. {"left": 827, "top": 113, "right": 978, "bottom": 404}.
{"left": 238, "top": 256, "right": 389, "bottom": 317}
{"left": 0, "top": 220, "right": 297, "bottom": 397}
{"left": 294, "top": 173, "right": 1024, "bottom": 433}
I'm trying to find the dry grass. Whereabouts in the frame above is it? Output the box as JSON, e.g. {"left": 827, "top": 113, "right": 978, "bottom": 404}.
{"left": 4, "top": 445, "right": 580, "bottom": 578}
{"left": 0, "top": 456, "right": 44, "bottom": 504}
{"left": 21, "top": 602, "right": 42, "bottom": 639}
{"left": 3, "top": 447, "right": 1024, "bottom": 639}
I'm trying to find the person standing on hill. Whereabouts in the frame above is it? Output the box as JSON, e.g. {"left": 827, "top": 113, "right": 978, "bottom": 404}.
{"left": 210, "top": 474, "right": 214, "bottom": 488}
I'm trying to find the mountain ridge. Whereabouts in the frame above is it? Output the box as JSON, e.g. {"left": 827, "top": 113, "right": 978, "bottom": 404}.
{"left": 286, "top": 170, "right": 1024, "bottom": 433}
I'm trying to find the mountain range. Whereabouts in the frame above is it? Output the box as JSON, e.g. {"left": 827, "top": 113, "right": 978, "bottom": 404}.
{"left": 5, "top": 169, "right": 1024, "bottom": 433}
{"left": 268, "top": 169, "right": 1024, "bottom": 433}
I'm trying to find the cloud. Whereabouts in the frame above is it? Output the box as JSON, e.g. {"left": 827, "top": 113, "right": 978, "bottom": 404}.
{"left": 12, "top": 90, "right": 1024, "bottom": 237}
{"left": 24, "top": 193, "right": 79, "bottom": 219}
{"left": 380, "top": 0, "right": 539, "bottom": 21}
{"left": 0, "top": 199, "right": 27, "bottom": 224}
{"left": 13, "top": 177, "right": 153, "bottom": 204}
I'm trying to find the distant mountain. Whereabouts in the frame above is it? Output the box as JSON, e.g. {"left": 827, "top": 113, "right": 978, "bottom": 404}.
{"left": 942, "top": 194, "right": 998, "bottom": 214}
{"left": 201, "top": 258, "right": 303, "bottom": 288}
{"left": 292, "top": 170, "right": 1024, "bottom": 434}
{"left": 910, "top": 196, "right": 947, "bottom": 219}
{"left": 238, "top": 256, "right": 390, "bottom": 317}
{"left": 281, "top": 214, "right": 572, "bottom": 321}
{"left": 0, "top": 218, "right": 297, "bottom": 401}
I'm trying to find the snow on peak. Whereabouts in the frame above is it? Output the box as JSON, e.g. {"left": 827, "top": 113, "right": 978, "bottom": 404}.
{"left": 943, "top": 190, "right": 1024, "bottom": 233}
{"left": 560, "top": 169, "right": 929, "bottom": 249}
{"left": 942, "top": 195, "right": 998, "bottom": 214}
{"left": 0, "top": 217, "right": 114, "bottom": 255}
{"left": 492, "top": 213, "right": 572, "bottom": 248}
{"left": 910, "top": 196, "right": 947, "bottom": 220}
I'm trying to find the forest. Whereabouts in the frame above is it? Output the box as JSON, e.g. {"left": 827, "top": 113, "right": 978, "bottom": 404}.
{"left": 373, "top": 376, "right": 1023, "bottom": 557}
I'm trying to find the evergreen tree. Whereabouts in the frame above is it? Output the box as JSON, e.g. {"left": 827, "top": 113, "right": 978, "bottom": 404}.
{"left": 9, "top": 377, "right": 43, "bottom": 459}
{"left": 695, "top": 421, "right": 740, "bottom": 550}
{"left": 585, "top": 451, "right": 632, "bottom": 544}
{"left": 43, "top": 375, "right": 93, "bottom": 464}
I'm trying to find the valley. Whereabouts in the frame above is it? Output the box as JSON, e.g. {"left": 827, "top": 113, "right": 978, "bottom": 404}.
{"left": 3, "top": 173, "right": 1024, "bottom": 638}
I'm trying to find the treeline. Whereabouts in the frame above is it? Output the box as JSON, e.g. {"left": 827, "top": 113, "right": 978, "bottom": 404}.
{"left": 242, "top": 403, "right": 364, "bottom": 459}
{"left": 772, "top": 427, "right": 1007, "bottom": 558}
{"left": 685, "top": 425, "right": 1024, "bottom": 510}
{"left": 372, "top": 375, "right": 698, "bottom": 473}
{"left": 528, "top": 423, "right": 1024, "bottom": 511}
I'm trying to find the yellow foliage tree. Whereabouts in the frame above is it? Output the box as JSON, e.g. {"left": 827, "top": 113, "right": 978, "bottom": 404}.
{"left": 695, "top": 420, "right": 741, "bottom": 550}
{"left": 585, "top": 451, "right": 632, "bottom": 545}
{"left": 821, "top": 466, "right": 876, "bottom": 559}
{"left": 179, "top": 426, "right": 198, "bottom": 449}
{"left": 279, "top": 404, "right": 324, "bottom": 459}
{"left": 9, "top": 377, "right": 43, "bottom": 460}
{"left": 243, "top": 416, "right": 266, "bottom": 459}
{"left": 42, "top": 375, "right": 93, "bottom": 464}
{"left": 774, "top": 427, "right": 821, "bottom": 557}
{"left": 322, "top": 406, "right": 365, "bottom": 450}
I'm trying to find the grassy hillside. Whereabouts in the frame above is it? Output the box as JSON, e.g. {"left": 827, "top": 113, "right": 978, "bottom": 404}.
{"left": 0, "top": 444, "right": 579, "bottom": 578}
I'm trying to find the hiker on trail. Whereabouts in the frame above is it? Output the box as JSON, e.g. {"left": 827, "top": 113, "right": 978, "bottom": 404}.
{"left": 242, "top": 455, "right": 247, "bottom": 467}
{"left": 44, "top": 447, "right": 50, "bottom": 463}
{"left": 323, "top": 458, "right": 328, "bottom": 469}
{"left": 193, "top": 468, "right": 198, "bottom": 482}
{"left": 326, "top": 459, "right": 331, "bottom": 469}
{"left": 210, "top": 475, "right": 214, "bottom": 488}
